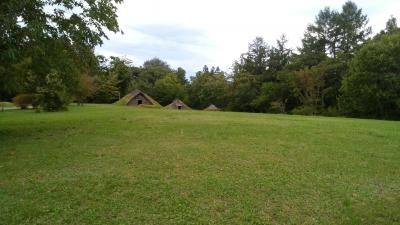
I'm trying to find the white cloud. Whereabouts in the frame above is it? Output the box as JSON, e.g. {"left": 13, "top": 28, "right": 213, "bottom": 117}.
{"left": 97, "top": 0, "right": 400, "bottom": 76}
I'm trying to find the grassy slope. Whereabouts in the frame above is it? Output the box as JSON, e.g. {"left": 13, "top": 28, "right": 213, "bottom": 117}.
{"left": 0, "top": 105, "right": 399, "bottom": 224}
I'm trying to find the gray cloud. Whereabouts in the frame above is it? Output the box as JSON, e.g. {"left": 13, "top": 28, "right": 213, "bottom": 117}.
{"left": 99, "top": 24, "right": 212, "bottom": 76}
{"left": 134, "top": 24, "right": 208, "bottom": 46}
{"left": 97, "top": 0, "right": 400, "bottom": 77}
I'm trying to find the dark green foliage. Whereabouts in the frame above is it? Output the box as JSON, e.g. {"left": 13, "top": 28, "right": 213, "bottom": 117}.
{"left": 320, "top": 106, "right": 341, "bottom": 117}
{"left": 291, "top": 105, "right": 316, "bottom": 115}
{"left": 175, "top": 67, "right": 188, "bottom": 84}
{"left": 109, "top": 57, "right": 134, "bottom": 97}
{"left": 234, "top": 37, "right": 269, "bottom": 79}
{"left": 267, "top": 35, "right": 292, "bottom": 77}
{"left": 229, "top": 36, "right": 293, "bottom": 112}
{"left": 292, "top": 67, "right": 326, "bottom": 115}
{"left": 291, "top": 26, "right": 327, "bottom": 70}
{"left": 36, "top": 71, "right": 71, "bottom": 111}
{"left": 188, "top": 67, "right": 228, "bottom": 109}
{"left": 340, "top": 33, "right": 400, "bottom": 119}
{"left": 152, "top": 73, "right": 187, "bottom": 106}
{"left": 0, "top": 0, "right": 122, "bottom": 111}
{"left": 91, "top": 57, "right": 189, "bottom": 105}
{"left": 134, "top": 58, "right": 174, "bottom": 92}
{"left": 228, "top": 73, "right": 260, "bottom": 112}
{"left": 304, "top": 1, "right": 371, "bottom": 59}
{"left": 338, "top": 1, "right": 371, "bottom": 57}
{"left": 314, "top": 58, "right": 347, "bottom": 108}
{"left": 94, "top": 75, "right": 120, "bottom": 104}
{"left": 253, "top": 1, "right": 371, "bottom": 118}
{"left": 385, "top": 16, "right": 399, "bottom": 34}
{"left": 253, "top": 72, "right": 296, "bottom": 113}
{"left": 127, "top": 58, "right": 190, "bottom": 105}
{"left": 1, "top": 0, "right": 122, "bottom": 63}
{"left": 9, "top": 37, "right": 84, "bottom": 111}
{"left": 91, "top": 55, "right": 140, "bottom": 103}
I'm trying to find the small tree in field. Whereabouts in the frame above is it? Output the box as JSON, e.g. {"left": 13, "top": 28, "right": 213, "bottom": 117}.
{"left": 37, "top": 71, "right": 71, "bottom": 111}
{"left": 12, "top": 94, "right": 39, "bottom": 109}
{"left": 94, "top": 75, "right": 120, "bottom": 103}
{"left": 293, "top": 66, "right": 326, "bottom": 115}
{"left": 75, "top": 74, "right": 97, "bottom": 106}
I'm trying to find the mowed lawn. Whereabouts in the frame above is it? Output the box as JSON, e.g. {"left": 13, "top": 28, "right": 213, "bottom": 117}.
{"left": 0, "top": 105, "right": 399, "bottom": 225}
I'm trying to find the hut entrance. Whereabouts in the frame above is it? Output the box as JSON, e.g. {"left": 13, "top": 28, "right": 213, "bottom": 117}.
{"left": 178, "top": 105, "right": 182, "bottom": 110}
{"left": 137, "top": 99, "right": 142, "bottom": 105}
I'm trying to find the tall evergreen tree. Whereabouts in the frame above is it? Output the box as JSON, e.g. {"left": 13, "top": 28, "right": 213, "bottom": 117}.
{"left": 234, "top": 37, "right": 269, "bottom": 78}
{"left": 337, "top": 1, "right": 371, "bottom": 58}
{"left": 108, "top": 56, "right": 134, "bottom": 96}
{"left": 382, "top": 16, "right": 400, "bottom": 35}
{"left": 268, "top": 35, "right": 292, "bottom": 77}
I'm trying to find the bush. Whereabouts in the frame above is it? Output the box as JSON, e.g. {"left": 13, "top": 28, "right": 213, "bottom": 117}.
{"left": 291, "top": 106, "right": 315, "bottom": 115}
{"left": 321, "top": 106, "right": 341, "bottom": 117}
{"left": 12, "top": 94, "right": 39, "bottom": 109}
{"left": 36, "top": 71, "right": 71, "bottom": 111}
{"left": 37, "top": 92, "right": 70, "bottom": 112}
{"left": 268, "top": 101, "right": 285, "bottom": 114}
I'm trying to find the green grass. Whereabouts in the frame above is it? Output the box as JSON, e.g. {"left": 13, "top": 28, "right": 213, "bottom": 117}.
{"left": 0, "top": 105, "right": 399, "bottom": 224}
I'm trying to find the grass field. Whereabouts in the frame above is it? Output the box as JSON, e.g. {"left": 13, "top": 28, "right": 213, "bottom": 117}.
{"left": 0, "top": 105, "right": 399, "bottom": 224}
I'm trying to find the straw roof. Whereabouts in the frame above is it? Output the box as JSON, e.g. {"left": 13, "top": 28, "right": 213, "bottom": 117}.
{"left": 165, "top": 99, "right": 191, "bottom": 110}
{"left": 114, "top": 89, "right": 161, "bottom": 106}
{"left": 204, "top": 104, "right": 220, "bottom": 111}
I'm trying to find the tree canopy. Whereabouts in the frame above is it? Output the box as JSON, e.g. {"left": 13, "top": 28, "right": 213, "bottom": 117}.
{"left": 0, "top": 0, "right": 123, "bottom": 110}
{"left": 340, "top": 33, "right": 400, "bottom": 119}
{"left": 2, "top": 0, "right": 399, "bottom": 120}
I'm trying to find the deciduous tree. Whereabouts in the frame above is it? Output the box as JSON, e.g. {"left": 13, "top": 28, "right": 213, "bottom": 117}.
{"left": 153, "top": 73, "right": 186, "bottom": 106}
{"left": 340, "top": 33, "right": 400, "bottom": 119}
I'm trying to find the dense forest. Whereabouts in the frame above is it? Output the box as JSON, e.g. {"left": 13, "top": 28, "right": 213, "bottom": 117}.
{"left": 1, "top": 0, "right": 400, "bottom": 119}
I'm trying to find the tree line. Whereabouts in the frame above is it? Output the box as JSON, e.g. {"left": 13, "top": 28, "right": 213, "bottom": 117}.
{"left": 1, "top": 1, "right": 400, "bottom": 119}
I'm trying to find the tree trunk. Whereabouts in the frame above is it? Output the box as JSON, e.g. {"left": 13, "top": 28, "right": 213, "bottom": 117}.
{"left": 1, "top": 95, "right": 3, "bottom": 112}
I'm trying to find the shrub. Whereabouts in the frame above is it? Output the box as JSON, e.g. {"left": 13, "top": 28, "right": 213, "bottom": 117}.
{"left": 36, "top": 71, "right": 71, "bottom": 111}
{"left": 291, "top": 106, "right": 315, "bottom": 115}
{"left": 12, "top": 94, "right": 39, "bottom": 109}
{"left": 321, "top": 106, "right": 341, "bottom": 117}
{"left": 268, "top": 101, "right": 286, "bottom": 114}
{"left": 37, "top": 92, "right": 70, "bottom": 112}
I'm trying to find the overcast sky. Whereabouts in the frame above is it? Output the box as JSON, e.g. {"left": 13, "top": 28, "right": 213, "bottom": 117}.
{"left": 96, "top": 0, "right": 400, "bottom": 76}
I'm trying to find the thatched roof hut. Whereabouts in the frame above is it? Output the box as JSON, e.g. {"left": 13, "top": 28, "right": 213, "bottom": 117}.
{"left": 114, "top": 89, "right": 160, "bottom": 107}
{"left": 204, "top": 104, "right": 220, "bottom": 111}
{"left": 165, "top": 99, "right": 191, "bottom": 110}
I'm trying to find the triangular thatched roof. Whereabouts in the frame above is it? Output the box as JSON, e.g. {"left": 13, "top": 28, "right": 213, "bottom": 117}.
{"left": 165, "top": 99, "right": 191, "bottom": 110}
{"left": 114, "top": 89, "right": 161, "bottom": 106}
{"left": 204, "top": 104, "right": 220, "bottom": 111}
